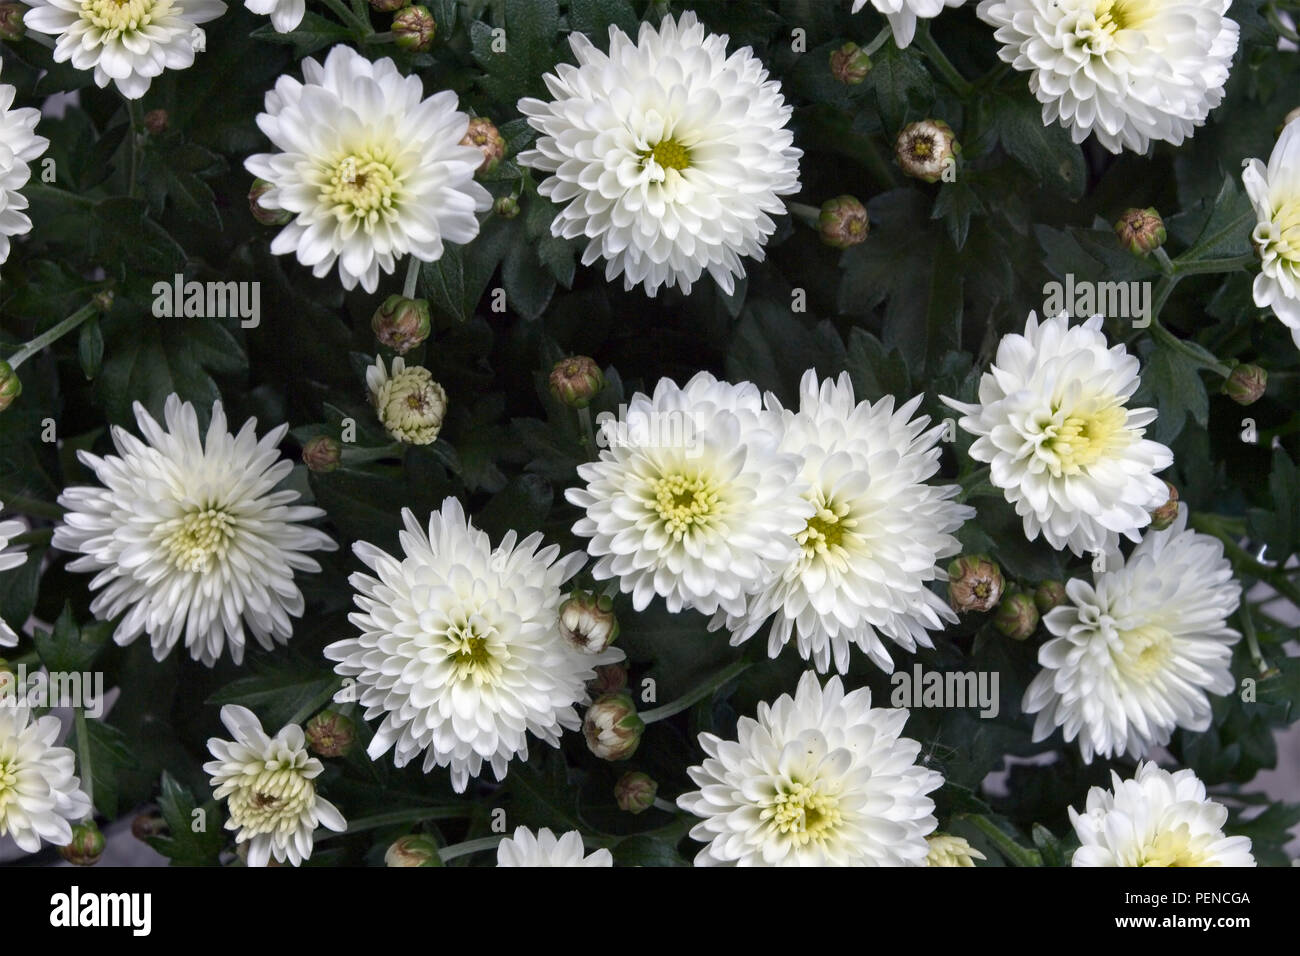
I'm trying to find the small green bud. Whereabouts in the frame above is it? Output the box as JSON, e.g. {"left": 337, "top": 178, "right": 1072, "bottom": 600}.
{"left": 0, "top": 360, "right": 21, "bottom": 413}
{"left": 947, "top": 554, "right": 1004, "bottom": 613}
{"left": 494, "top": 196, "right": 520, "bottom": 219}
{"left": 59, "top": 821, "right": 107, "bottom": 866}
{"left": 1034, "top": 580, "right": 1067, "bottom": 614}
{"left": 372, "top": 294, "right": 432, "bottom": 354}
{"left": 1222, "top": 364, "right": 1266, "bottom": 406}
{"left": 0, "top": 3, "right": 25, "bottom": 41}
{"left": 392, "top": 5, "right": 436, "bottom": 51}
{"left": 817, "top": 195, "right": 869, "bottom": 249}
{"left": 304, "top": 710, "right": 356, "bottom": 758}
{"left": 994, "top": 590, "right": 1039, "bottom": 641}
{"left": 1149, "top": 481, "right": 1179, "bottom": 531}
{"left": 1115, "top": 207, "right": 1166, "bottom": 256}
{"left": 829, "top": 42, "right": 871, "bottom": 84}
{"left": 583, "top": 693, "right": 644, "bottom": 761}
{"left": 549, "top": 355, "right": 605, "bottom": 409}
{"left": 614, "top": 771, "right": 658, "bottom": 814}
{"left": 302, "top": 436, "right": 342, "bottom": 474}
{"left": 385, "top": 834, "right": 442, "bottom": 867}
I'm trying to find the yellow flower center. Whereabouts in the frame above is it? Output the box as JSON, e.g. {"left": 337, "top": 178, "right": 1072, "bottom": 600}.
{"left": 763, "top": 781, "right": 842, "bottom": 847}
{"left": 446, "top": 621, "right": 504, "bottom": 686}
{"left": 1041, "top": 403, "right": 1129, "bottom": 476}
{"left": 227, "top": 764, "right": 316, "bottom": 837}
{"left": 1136, "top": 823, "right": 1216, "bottom": 867}
{"left": 0, "top": 758, "right": 18, "bottom": 819}
{"left": 163, "top": 508, "right": 235, "bottom": 574}
{"left": 1078, "top": 0, "right": 1155, "bottom": 52}
{"left": 795, "top": 492, "right": 857, "bottom": 565}
{"left": 81, "top": 0, "right": 165, "bottom": 35}
{"left": 1113, "top": 623, "right": 1174, "bottom": 680}
{"left": 644, "top": 138, "right": 691, "bottom": 172}
{"left": 651, "top": 472, "right": 720, "bottom": 540}
{"left": 321, "top": 150, "right": 401, "bottom": 228}
{"left": 1257, "top": 195, "right": 1300, "bottom": 264}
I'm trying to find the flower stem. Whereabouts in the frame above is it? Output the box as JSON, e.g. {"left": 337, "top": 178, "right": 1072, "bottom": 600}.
{"left": 439, "top": 834, "right": 504, "bottom": 862}
{"left": 321, "top": 806, "right": 473, "bottom": 840}
{"left": 862, "top": 25, "right": 892, "bottom": 58}
{"left": 1171, "top": 253, "right": 1258, "bottom": 277}
{"left": 1191, "top": 513, "right": 1300, "bottom": 607}
{"left": 959, "top": 814, "right": 1042, "bottom": 866}
{"left": 1267, "top": 3, "right": 1300, "bottom": 42}
{"left": 287, "top": 678, "right": 343, "bottom": 726}
{"left": 651, "top": 797, "right": 679, "bottom": 814}
{"left": 74, "top": 706, "right": 95, "bottom": 818}
{"left": 786, "top": 201, "right": 821, "bottom": 229}
{"left": 24, "top": 30, "right": 55, "bottom": 50}
{"left": 125, "top": 98, "right": 141, "bottom": 200}
{"left": 319, "top": 0, "right": 372, "bottom": 35}
{"left": 1153, "top": 246, "right": 1175, "bottom": 276}
{"left": 1147, "top": 317, "right": 1232, "bottom": 377}
{"left": 577, "top": 406, "right": 598, "bottom": 459}
{"left": 1238, "top": 603, "right": 1270, "bottom": 676}
{"left": 915, "top": 24, "right": 974, "bottom": 99}
{"left": 401, "top": 256, "right": 421, "bottom": 300}
{"left": 640, "top": 659, "right": 752, "bottom": 724}
{"left": 7, "top": 303, "right": 100, "bottom": 370}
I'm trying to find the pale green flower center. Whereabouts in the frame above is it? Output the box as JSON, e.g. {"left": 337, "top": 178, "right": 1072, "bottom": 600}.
{"left": 651, "top": 472, "right": 720, "bottom": 540}
{"left": 163, "top": 507, "right": 236, "bottom": 574}
{"left": 1256, "top": 195, "right": 1300, "bottom": 264}
{"left": 322, "top": 151, "right": 401, "bottom": 227}
{"left": 0, "top": 758, "right": 18, "bottom": 818}
{"left": 1113, "top": 623, "right": 1174, "bottom": 680}
{"left": 644, "top": 138, "right": 691, "bottom": 172}
{"left": 1040, "top": 402, "right": 1130, "bottom": 476}
{"left": 227, "top": 763, "right": 315, "bottom": 837}
{"left": 1077, "top": 0, "right": 1155, "bottom": 53}
{"left": 446, "top": 620, "right": 505, "bottom": 686}
{"left": 796, "top": 492, "right": 856, "bottom": 560}
{"left": 1136, "top": 822, "right": 1215, "bottom": 867}
{"left": 763, "top": 780, "right": 842, "bottom": 847}
{"left": 81, "top": 0, "right": 165, "bottom": 35}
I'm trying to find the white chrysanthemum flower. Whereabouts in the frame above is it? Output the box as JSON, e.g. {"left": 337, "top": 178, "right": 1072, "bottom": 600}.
{"left": 0, "top": 703, "right": 92, "bottom": 854}
{"left": 495, "top": 827, "right": 613, "bottom": 867}
{"left": 1023, "top": 505, "right": 1240, "bottom": 762}
{"left": 714, "top": 371, "right": 972, "bottom": 674}
{"left": 517, "top": 12, "right": 801, "bottom": 297}
{"left": 567, "top": 372, "right": 812, "bottom": 618}
{"left": 0, "top": 63, "right": 49, "bottom": 267}
{"left": 24, "top": 0, "right": 226, "bottom": 100}
{"left": 0, "top": 502, "right": 26, "bottom": 647}
{"left": 926, "top": 833, "right": 987, "bottom": 866}
{"left": 943, "top": 312, "right": 1173, "bottom": 556}
{"left": 977, "top": 0, "right": 1239, "bottom": 153}
{"left": 850, "top": 0, "right": 967, "bottom": 49}
{"left": 52, "top": 395, "right": 337, "bottom": 667}
{"left": 1070, "top": 761, "right": 1255, "bottom": 866}
{"left": 365, "top": 355, "right": 447, "bottom": 445}
{"left": 204, "top": 705, "right": 346, "bottom": 867}
{"left": 245, "top": 0, "right": 302, "bottom": 33}
{"left": 677, "top": 671, "right": 942, "bottom": 866}
{"left": 246, "top": 45, "right": 491, "bottom": 293}
{"left": 1244, "top": 118, "right": 1300, "bottom": 344}
{"left": 325, "top": 497, "right": 615, "bottom": 793}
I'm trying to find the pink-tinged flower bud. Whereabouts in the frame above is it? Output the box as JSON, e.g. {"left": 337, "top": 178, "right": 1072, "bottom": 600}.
{"left": 494, "top": 196, "right": 520, "bottom": 219}
{"left": 385, "top": 834, "right": 442, "bottom": 867}
{"left": 302, "top": 436, "right": 342, "bottom": 474}
{"left": 0, "top": 360, "right": 20, "bottom": 412}
{"left": 583, "top": 693, "right": 644, "bottom": 761}
{"left": 1114, "top": 207, "right": 1166, "bottom": 256}
{"left": 59, "top": 821, "right": 107, "bottom": 866}
{"left": 947, "top": 554, "right": 1004, "bottom": 613}
{"left": 549, "top": 356, "right": 605, "bottom": 409}
{"left": 0, "top": 3, "right": 25, "bottom": 41}
{"left": 829, "top": 42, "right": 871, "bottom": 84}
{"left": 896, "top": 119, "right": 959, "bottom": 183}
{"left": 1034, "top": 580, "right": 1066, "bottom": 614}
{"left": 559, "top": 590, "right": 619, "bottom": 654}
{"left": 818, "top": 195, "right": 869, "bottom": 249}
{"left": 1149, "top": 482, "right": 1179, "bottom": 531}
{"left": 305, "top": 710, "right": 356, "bottom": 757}
{"left": 1223, "top": 364, "right": 1266, "bottom": 406}
{"left": 614, "top": 771, "right": 658, "bottom": 814}
{"left": 371, "top": 294, "right": 432, "bottom": 354}
{"left": 392, "top": 5, "right": 436, "bottom": 51}
{"left": 460, "top": 118, "right": 506, "bottom": 176}
{"left": 994, "top": 590, "right": 1039, "bottom": 641}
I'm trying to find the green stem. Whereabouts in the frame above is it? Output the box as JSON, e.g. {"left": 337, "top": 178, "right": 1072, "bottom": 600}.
{"left": 651, "top": 797, "right": 679, "bottom": 814}
{"left": 1239, "top": 603, "right": 1269, "bottom": 676}
{"left": 959, "top": 814, "right": 1042, "bottom": 867}
{"left": 1149, "top": 274, "right": 1178, "bottom": 326}
{"left": 862, "top": 25, "right": 892, "bottom": 58}
{"left": 362, "top": 31, "right": 396, "bottom": 43}
{"left": 1152, "top": 247, "right": 1175, "bottom": 276}
{"left": 915, "top": 24, "right": 974, "bottom": 99}
{"left": 786, "top": 201, "right": 821, "bottom": 228}
{"left": 24, "top": 30, "right": 55, "bottom": 50}
{"left": 975, "top": 61, "right": 1011, "bottom": 91}
{"left": 577, "top": 406, "right": 598, "bottom": 459}
{"left": 1191, "top": 514, "right": 1300, "bottom": 607}
{"left": 287, "top": 678, "right": 343, "bottom": 727}
{"left": 0, "top": 495, "right": 65, "bottom": 521}
{"left": 125, "top": 98, "right": 141, "bottom": 200}
{"left": 1171, "top": 253, "right": 1258, "bottom": 277}
{"left": 439, "top": 835, "right": 504, "bottom": 862}
{"left": 8, "top": 303, "right": 99, "bottom": 370}
{"left": 1148, "top": 317, "right": 1232, "bottom": 378}
{"left": 401, "top": 256, "right": 421, "bottom": 300}
{"left": 956, "top": 464, "right": 993, "bottom": 503}
{"left": 320, "top": 806, "right": 472, "bottom": 840}
{"left": 318, "top": 0, "right": 372, "bottom": 34}
{"left": 74, "top": 707, "right": 95, "bottom": 818}
{"left": 640, "top": 659, "right": 752, "bottom": 724}
{"left": 1267, "top": 3, "right": 1300, "bottom": 42}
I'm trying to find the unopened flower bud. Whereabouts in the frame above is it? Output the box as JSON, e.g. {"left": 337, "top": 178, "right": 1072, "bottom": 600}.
{"left": 559, "top": 589, "right": 619, "bottom": 654}
{"left": 1115, "top": 207, "right": 1166, "bottom": 256}
{"left": 460, "top": 117, "right": 506, "bottom": 176}
{"left": 305, "top": 710, "right": 356, "bottom": 758}
{"left": 583, "top": 693, "right": 644, "bottom": 761}
{"left": 370, "top": 0, "right": 404, "bottom": 10}
{"left": 926, "top": 833, "right": 986, "bottom": 867}
{"left": 994, "top": 590, "right": 1039, "bottom": 641}
{"left": 92, "top": 289, "right": 114, "bottom": 313}
{"left": 494, "top": 196, "right": 519, "bottom": 219}
{"left": 896, "top": 119, "right": 959, "bottom": 183}
{"left": 302, "top": 435, "right": 342, "bottom": 473}
{"left": 59, "top": 821, "right": 106, "bottom": 866}
{"left": 549, "top": 356, "right": 605, "bottom": 409}
{"left": 818, "top": 195, "right": 869, "bottom": 249}
{"left": 614, "top": 771, "right": 658, "bottom": 814}
{"left": 1034, "top": 580, "right": 1067, "bottom": 614}
{"left": 249, "top": 178, "right": 291, "bottom": 226}
{"left": 1149, "top": 481, "right": 1179, "bottom": 531}
{"left": 372, "top": 294, "right": 432, "bottom": 354}
{"left": 829, "top": 41, "right": 871, "bottom": 84}
{"left": 947, "top": 554, "right": 1004, "bottom": 613}
{"left": 143, "top": 109, "right": 168, "bottom": 135}
{"left": 0, "top": 3, "right": 25, "bottom": 41}
{"left": 392, "top": 4, "right": 435, "bottom": 51}
{"left": 368, "top": 356, "right": 447, "bottom": 445}
{"left": 0, "top": 360, "right": 20, "bottom": 412}
{"left": 588, "top": 662, "right": 627, "bottom": 696}
{"left": 1223, "top": 364, "right": 1266, "bottom": 406}
{"left": 385, "top": 834, "right": 442, "bottom": 867}
{"left": 131, "top": 812, "right": 167, "bottom": 842}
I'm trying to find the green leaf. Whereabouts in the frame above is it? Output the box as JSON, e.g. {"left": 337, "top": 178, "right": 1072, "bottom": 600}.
{"left": 420, "top": 216, "right": 514, "bottom": 321}
{"left": 78, "top": 317, "right": 103, "bottom": 380}
{"left": 611, "top": 834, "right": 688, "bottom": 867}
{"left": 90, "top": 197, "right": 187, "bottom": 275}
{"left": 1246, "top": 447, "right": 1300, "bottom": 561}
{"left": 70, "top": 718, "right": 134, "bottom": 820}
{"left": 206, "top": 660, "right": 339, "bottom": 731}
{"left": 993, "top": 94, "right": 1086, "bottom": 199}
{"left": 0, "top": 546, "right": 44, "bottom": 636}
{"left": 566, "top": 0, "right": 637, "bottom": 36}
{"left": 845, "top": 328, "right": 912, "bottom": 403}
{"left": 1135, "top": 343, "right": 1209, "bottom": 444}
{"left": 724, "top": 301, "right": 847, "bottom": 405}
{"left": 931, "top": 180, "right": 985, "bottom": 250}
{"left": 146, "top": 772, "right": 226, "bottom": 867}
{"left": 1175, "top": 174, "right": 1256, "bottom": 263}
{"left": 868, "top": 44, "right": 935, "bottom": 132}
{"left": 33, "top": 603, "right": 111, "bottom": 673}
{"left": 249, "top": 12, "right": 353, "bottom": 56}
{"left": 471, "top": 0, "right": 562, "bottom": 104}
